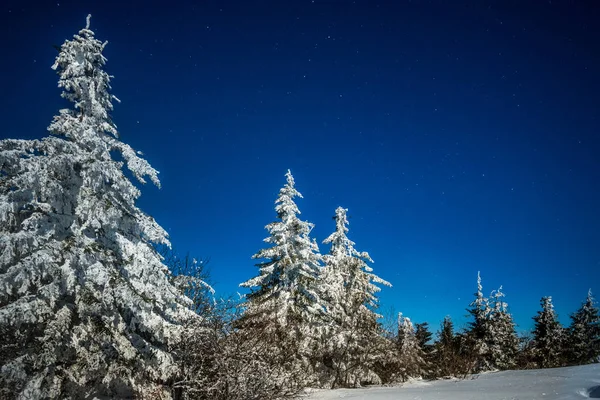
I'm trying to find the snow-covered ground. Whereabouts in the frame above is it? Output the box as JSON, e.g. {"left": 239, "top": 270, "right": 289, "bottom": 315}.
{"left": 306, "top": 364, "right": 600, "bottom": 400}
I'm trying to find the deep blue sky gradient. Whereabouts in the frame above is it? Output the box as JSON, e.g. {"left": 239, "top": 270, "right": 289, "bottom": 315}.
{"left": 2, "top": 0, "right": 599, "bottom": 333}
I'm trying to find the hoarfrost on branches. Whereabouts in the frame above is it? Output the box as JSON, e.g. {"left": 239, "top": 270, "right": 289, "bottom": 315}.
{"left": 319, "top": 206, "right": 392, "bottom": 387}
{"left": 566, "top": 289, "right": 600, "bottom": 365}
{"left": 0, "top": 15, "right": 194, "bottom": 399}
{"left": 465, "top": 273, "right": 518, "bottom": 372}
{"left": 532, "top": 296, "right": 565, "bottom": 368}
{"left": 487, "top": 286, "right": 519, "bottom": 370}
{"left": 396, "top": 313, "right": 428, "bottom": 380}
{"left": 239, "top": 169, "right": 323, "bottom": 341}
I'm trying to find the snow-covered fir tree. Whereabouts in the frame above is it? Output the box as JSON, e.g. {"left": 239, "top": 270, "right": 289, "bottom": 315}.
{"left": 466, "top": 271, "right": 493, "bottom": 371}
{"left": 0, "top": 16, "right": 193, "bottom": 399}
{"left": 488, "top": 286, "right": 519, "bottom": 370}
{"left": 322, "top": 207, "right": 391, "bottom": 320}
{"left": 320, "top": 206, "right": 391, "bottom": 387}
{"left": 532, "top": 296, "right": 565, "bottom": 368}
{"left": 566, "top": 289, "right": 600, "bottom": 365}
{"left": 239, "top": 170, "right": 323, "bottom": 342}
{"left": 397, "top": 313, "right": 427, "bottom": 380}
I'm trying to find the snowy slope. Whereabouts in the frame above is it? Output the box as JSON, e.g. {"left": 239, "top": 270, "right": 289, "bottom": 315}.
{"left": 306, "top": 364, "right": 600, "bottom": 400}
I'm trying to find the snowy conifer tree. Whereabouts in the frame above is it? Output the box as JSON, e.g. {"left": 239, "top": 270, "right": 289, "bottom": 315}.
{"left": 322, "top": 207, "right": 391, "bottom": 320}
{"left": 532, "top": 296, "right": 565, "bottom": 368}
{"left": 0, "top": 16, "right": 193, "bottom": 399}
{"left": 397, "top": 313, "right": 427, "bottom": 380}
{"left": 320, "top": 206, "right": 391, "bottom": 387}
{"left": 433, "top": 316, "right": 460, "bottom": 378}
{"left": 239, "top": 170, "right": 323, "bottom": 341}
{"left": 439, "top": 316, "right": 456, "bottom": 347}
{"left": 466, "top": 272, "right": 493, "bottom": 371}
{"left": 566, "top": 289, "right": 600, "bottom": 365}
{"left": 488, "top": 286, "right": 519, "bottom": 370}
{"left": 415, "top": 322, "right": 433, "bottom": 352}
{"left": 414, "top": 322, "right": 434, "bottom": 378}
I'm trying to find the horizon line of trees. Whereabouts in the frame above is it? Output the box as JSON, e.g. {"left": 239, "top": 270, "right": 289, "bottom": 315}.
{"left": 410, "top": 274, "right": 600, "bottom": 379}
{"left": 1, "top": 15, "right": 599, "bottom": 400}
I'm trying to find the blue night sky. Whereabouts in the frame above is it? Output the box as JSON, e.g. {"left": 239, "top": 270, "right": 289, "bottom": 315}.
{"left": 2, "top": 0, "right": 599, "bottom": 333}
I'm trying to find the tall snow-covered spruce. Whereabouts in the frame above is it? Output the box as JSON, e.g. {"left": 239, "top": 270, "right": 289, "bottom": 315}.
{"left": 322, "top": 207, "right": 391, "bottom": 323}
{"left": 320, "top": 206, "right": 391, "bottom": 387}
{"left": 396, "top": 313, "right": 427, "bottom": 380}
{"left": 240, "top": 170, "right": 323, "bottom": 338}
{"left": 466, "top": 271, "right": 493, "bottom": 371}
{"left": 465, "top": 273, "right": 518, "bottom": 372}
{"left": 532, "top": 296, "right": 565, "bottom": 368}
{"left": 0, "top": 15, "right": 193, "bottom": 399}
{"left": 566, "top": 289, "right": 600, "bottom": 365}
{"left": 488, "top": 286, "right": 519, "bottom": 370}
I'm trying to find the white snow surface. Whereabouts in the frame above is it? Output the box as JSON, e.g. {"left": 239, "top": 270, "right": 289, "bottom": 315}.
{"left": 305, "top": 364, "right": 600, "bottom": 400}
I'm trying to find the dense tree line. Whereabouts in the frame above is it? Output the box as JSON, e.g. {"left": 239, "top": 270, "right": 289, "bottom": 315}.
{"left": 412, "top": 276, "right": 600, "bottom": 380}
{"left": 1, "top": 16, "right": 599, "bottom": 400}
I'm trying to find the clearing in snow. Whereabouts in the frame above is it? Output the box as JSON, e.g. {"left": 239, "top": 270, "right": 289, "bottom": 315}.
{"left": 306, "top": 364, "right": 600, "bottom": 400}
